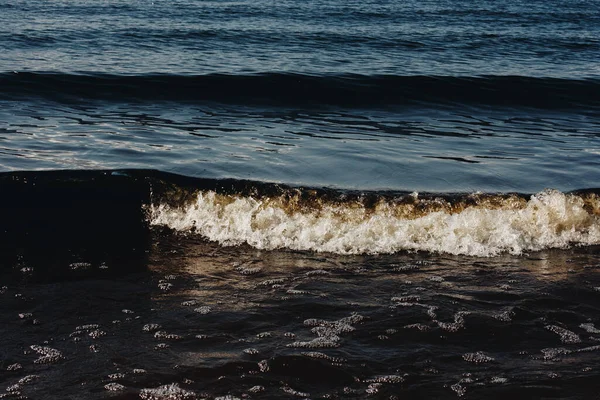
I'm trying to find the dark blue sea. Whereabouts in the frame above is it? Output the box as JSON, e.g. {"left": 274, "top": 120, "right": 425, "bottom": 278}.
{"left": 1, "top": 0, "right": 600, "bottom": 398}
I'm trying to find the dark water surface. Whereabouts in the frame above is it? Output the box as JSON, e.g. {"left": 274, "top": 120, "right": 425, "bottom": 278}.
{"left": 1, "top": 0, "right": 600, "bottom": 398}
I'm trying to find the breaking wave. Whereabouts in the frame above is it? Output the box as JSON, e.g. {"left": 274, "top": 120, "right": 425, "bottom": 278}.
{"left": 150, "top": 187, "right": 600, "bottom": 257}
{"left": 0, "top": 169, "right": 598, "bottom": 258}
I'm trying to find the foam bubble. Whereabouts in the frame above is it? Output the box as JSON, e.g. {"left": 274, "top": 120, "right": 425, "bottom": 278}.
{"left": 451, "top": 382, "right": 467, "bottom": 397}
{"left": 18, "top": 375, "right": 38, "bottom": 385}
{"left": 365, "top": 375, "right": 405, "bottom": 384}
{"left": 6, "top": 383, "right": 21, "bottom": 393}
{"left": 301, "top": 351, "right": 346, "bottom": 363}
{"left": 6, "top": 364, "right": 22, "bottom": 371}
{"left": 258, "top": 359, "right": 269, "bottom": 372}
{"left": 282, "top": 386, "right": 310, "bottom": 398}
{"left": 154, "top": 331, "right": 182, "bottom": 340}
{"left": 545, "top": 325, "right": 581, "bottom": 344}
{"left": 75, "top": 324, "right": 100, "bottom": 331}
{"left": 463, "top": 351, "right": 495, "bottom": 364}
{"left": 30, "top": 345, "right": 63, "bottom": 364}
{"left": 104, "top": 383, "right": 125, "bottom": 391}
{"left": 579, "top": 323, "right": 600, "bottom": 334}
{"left": 289, "top": 314, "right": 363, "bottom": 348}
{"left": 143, "top": 323, "right": 162, "bottom": 332}
{"left": 89, "top": 329, "right": 106, "bottom": 339}
{"left": 435, "top": 311, "right": 469, "bottom": 332}
{"left": 366, "top": 383, "right": 382, "bottom": 395}
{"left": 540, "top": 347, "right": 571, "bottom": 360}
{"left": 287, "top": 336, "right": 341, "bottom": 349}
{"left": 150, "top": 189, "right": 600, "bottom": 257}
{"left": 139, "top": 383, "right": 196, "bottom": 400}
{"left": 248, "top": 386, "right": 264, "bottom": 393}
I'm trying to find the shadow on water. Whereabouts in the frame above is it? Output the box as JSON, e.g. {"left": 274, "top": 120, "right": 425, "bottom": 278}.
{"left": 0, "top": 170, "right": 150, "bottom": 282}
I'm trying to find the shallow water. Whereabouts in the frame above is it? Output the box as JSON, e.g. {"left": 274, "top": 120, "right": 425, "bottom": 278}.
{"left": 0, "top": 172, "right": 598, "bottom": 399}
{"left": 3, "top": 232, "right": 600, "bottom": 399}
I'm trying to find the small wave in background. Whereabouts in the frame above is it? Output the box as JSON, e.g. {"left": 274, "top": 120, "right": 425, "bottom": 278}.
{"left": 2, "top": 72, "right": 600, "bottom": 109}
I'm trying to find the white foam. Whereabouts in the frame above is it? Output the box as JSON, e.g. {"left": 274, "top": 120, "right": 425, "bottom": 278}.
{"left": 463, "top": 351, "right": 495, "bottom": 364}
{"left": 580, "top": 323, "right": 600, "bottom": 334}
{"left": 545, "top": 325, "right": 581, "bottom": 344}
{"left": 139, "top": 383, "right": 196, "bottom": 400}
{"left": 30, "top": 345, "right": 63, "bottom": 364}
{"left": 150, "top": 189, "right": 600, "bottom": 257}
{"left": 104, "top": 383, "right": 125, "bottom": 391}
{"left": 365, "top": 375, "right": 405, "bottom": 384}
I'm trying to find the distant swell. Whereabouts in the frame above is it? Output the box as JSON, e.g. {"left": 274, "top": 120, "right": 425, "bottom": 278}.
{"left": 2, "top": 72, "right": 599, "bottom": 108}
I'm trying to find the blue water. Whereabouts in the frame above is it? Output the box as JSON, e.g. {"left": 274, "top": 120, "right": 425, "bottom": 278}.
{"left": 1, "top": 0, "right": 599, "bottom": 193}
{"left": 2, "top": 0, "right": 599, "bottom": 77}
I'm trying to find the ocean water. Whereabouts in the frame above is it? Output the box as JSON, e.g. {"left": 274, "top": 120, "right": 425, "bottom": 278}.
{"left": 1, "top": 0, "right": 600, "bottom": 398}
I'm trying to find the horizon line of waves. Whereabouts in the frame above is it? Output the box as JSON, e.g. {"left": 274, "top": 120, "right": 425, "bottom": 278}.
{"left": 149, "top": 189, "right": 600, "bottom": 257}
{"left": 1, "top": 72, "right": 599, "bottom": 108}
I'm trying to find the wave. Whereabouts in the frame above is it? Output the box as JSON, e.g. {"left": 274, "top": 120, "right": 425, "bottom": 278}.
{"left": 150, "top": 188, "right": 600, "bottom": 257}
{"left": 1, "top": 72, "right": 599, "bottom": 108}
{"left": 147, "top": 172, "right": 600, "bottom": 257}
{"left": 0, "top": 170, "right": 598, "bottom": 258}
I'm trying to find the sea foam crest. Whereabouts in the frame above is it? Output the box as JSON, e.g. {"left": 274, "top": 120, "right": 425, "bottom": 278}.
{"left": 150, "top": 189, "right": 600, "bottom": 257}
